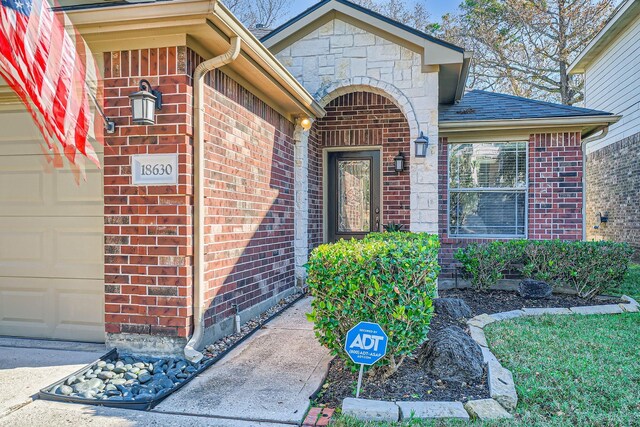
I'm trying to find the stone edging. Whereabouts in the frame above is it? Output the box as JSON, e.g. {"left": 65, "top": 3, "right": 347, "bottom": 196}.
{"left": 341, "top": 295, "right": 639, "bottom": 423}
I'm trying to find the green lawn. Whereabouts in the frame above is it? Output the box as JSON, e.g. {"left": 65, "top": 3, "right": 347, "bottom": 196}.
{"left": 331, "top": 313, "right": 640, "bottom": 427}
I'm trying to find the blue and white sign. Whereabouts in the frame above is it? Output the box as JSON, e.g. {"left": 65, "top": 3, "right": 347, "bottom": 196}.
{"left": 344, "top": 321, "right": 388, "bottom": 366}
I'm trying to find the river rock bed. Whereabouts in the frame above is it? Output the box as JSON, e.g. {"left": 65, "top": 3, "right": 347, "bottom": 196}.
{"left": 46, "top": 291, "right": 304, "bottom": 403}
{"left": 48, "top": 355, "right": 204, "bottom": 401}
{"left": 204, "top": 291, "right": 303, "bottom": 358}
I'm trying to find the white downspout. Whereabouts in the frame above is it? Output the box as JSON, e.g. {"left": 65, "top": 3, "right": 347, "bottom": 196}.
{"left": 184, "top": 36, "right": 241, "bottom": 363}
{"left": 580, "top": 126, "right": 609, "bottom": 241}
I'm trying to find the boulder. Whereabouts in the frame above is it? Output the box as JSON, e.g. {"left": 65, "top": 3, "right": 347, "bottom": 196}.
{"left": 518, "top": 279, "right": 552, "bottom": 299}
{"left": 433, "top": 298, "right": 472, "bottom": 320}
{"left": 419, "top": 325, "right": 484, "bottom": 383}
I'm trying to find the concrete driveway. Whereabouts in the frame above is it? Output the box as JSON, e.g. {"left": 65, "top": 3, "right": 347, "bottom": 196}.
{"left": 0, "top": 338, "right": 105, "bottom": 417}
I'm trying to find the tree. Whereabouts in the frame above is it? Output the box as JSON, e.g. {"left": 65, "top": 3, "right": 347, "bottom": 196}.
{"left": 430, "top": 0, "right": 617, "bottom": 105}
{"left": 227, "top": 0, "right": 293, "bottom": 28}
{"left": 350, "top": 0, "right": 431, "bottom": 30}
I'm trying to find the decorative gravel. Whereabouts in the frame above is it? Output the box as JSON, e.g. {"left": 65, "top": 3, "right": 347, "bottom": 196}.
{"left": 45, "top": 291, "right": 304, "bottom": 403}
{"left": 48, "top": 355, "right": 203, "bottom": 401}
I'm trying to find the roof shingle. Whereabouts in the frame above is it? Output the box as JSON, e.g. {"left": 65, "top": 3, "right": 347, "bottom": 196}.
{"left": 439, "top": 90, "right": 613, "bottom": 122}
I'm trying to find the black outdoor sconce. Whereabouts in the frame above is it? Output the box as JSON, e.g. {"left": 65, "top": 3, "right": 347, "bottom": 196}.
{"left": 394, "top": 151, "right": 405, "bottom": 173}
{"left": 414, "top": 131, "right": 429, "bottom": 157}
{"left": 597, "top": 212, "right": 609, "bottom": 223}
{"left": 129, "top": 79, "right": 163, "bottom": 125}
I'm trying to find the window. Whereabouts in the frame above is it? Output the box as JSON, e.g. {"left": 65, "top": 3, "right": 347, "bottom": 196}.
{"left": 449, "top": 142, "right": 527, "bottom": 237}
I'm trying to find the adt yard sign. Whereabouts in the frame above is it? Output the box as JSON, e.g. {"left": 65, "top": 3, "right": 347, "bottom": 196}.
{"left": 345, "top": 322, "right": 388, "bottom": 397}
{"left": 345, "top": 322, "right": 388, "bottom": 365}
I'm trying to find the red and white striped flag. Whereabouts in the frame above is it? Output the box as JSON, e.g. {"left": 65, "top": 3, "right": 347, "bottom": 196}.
{"left": 0, "top": 0, "right": 103, "bottom": 178}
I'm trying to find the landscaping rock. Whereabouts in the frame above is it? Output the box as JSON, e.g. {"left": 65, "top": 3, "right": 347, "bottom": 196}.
{"left": 464, "top": 399, "right": 513, "bottom": 420}
{"left": 518, "top": 279, "right": 552, "bottom": 299}
{"left": 342, "top": 398, "right": 399, "bottom": 422}
{"left": 491, "top": 310, "right": 525, "bottom": 321}
{"left": 433, "top": 298, "right": 472, "bottom": 320}
{"left": 397, "top": 401, "right": 469, "bottom": 420}
{"left": 419, "top": 325, "right": 484, "bottom": 383}
{"left": 488, "top": 364, "right": 518, "bottom": 411}
{"left": 570, "top": 305, "right": 624, "bottom": 315}
{"left": 522, "top": 307, "right": 572, "bottom": 316}
{"left": 467, "top": 313, "right": 497, "bottom": 328}
{"left": 468, "top": 325, "right": 488, "bottom": 347}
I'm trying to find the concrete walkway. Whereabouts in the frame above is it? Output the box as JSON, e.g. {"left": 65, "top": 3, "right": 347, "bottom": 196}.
{"left": 0, "top": 297, "right": 331, "bottom": 426}
{"left": 154, "top": 296, "right": 332, "bottom": 425}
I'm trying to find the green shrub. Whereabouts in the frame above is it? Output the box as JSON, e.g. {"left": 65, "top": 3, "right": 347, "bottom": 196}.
{"left": 306, "top": 232, "right": 440, "bottom": 376}
{"left": 455, "top": 239, "right": 633, "bottom": 298}
{"left": 454, "top": 240, "right": 526, "bottom": 290}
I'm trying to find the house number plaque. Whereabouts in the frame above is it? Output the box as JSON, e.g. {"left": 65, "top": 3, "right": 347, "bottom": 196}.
{"left": 132, "top": 154, "right": 178, "bottom": 185}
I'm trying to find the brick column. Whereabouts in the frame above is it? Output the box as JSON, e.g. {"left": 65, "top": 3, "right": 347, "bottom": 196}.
{"left": 102, "top": 47, "right": 194, "bottom": 355}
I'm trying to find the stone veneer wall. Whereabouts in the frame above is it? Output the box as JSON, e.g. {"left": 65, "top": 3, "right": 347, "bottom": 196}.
{"left": 274, "top": 18, "right": 439, "bottom": 232}
{"left": 586, "top": 131, "right": 640, "bottom": 258}
{"left": 438, "top": 133, "right": 584, "bottom": 282}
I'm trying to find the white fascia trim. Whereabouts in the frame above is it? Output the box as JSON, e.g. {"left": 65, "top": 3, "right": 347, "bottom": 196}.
{"left": 569, "top": 0, "right": 640, "bottom": 74}
{"left": 439, "top": 115, "right": 621, "bottom": 133}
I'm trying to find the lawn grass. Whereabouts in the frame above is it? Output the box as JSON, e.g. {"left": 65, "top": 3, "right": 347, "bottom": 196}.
{"left": 330, "top": 313, "right": 640, "bottom": 427}
{"left": 615, "top": 263, "right": 640, "bottom": 301}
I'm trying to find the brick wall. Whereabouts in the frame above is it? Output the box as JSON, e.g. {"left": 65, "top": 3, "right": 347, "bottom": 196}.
{"left": 102, "top": 46, "right": 297, "bottom": 352}
{"left": 309, "top": 92, "right": 411, "bottom": 246}
{"left": 438, "top": 132, "right": 584, "bottom": 280}
{"left": 200, "top": 68, "right": 296, "bottom": 330}
{"left": 586, "top": 131, "right": 640, "bottom": 258}
{"left": 102, "top": 47, "right": 195, "bottom": 344}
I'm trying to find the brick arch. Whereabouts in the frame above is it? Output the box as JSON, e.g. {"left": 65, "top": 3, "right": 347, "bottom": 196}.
{"left": 314, "top": 77, "right": 419, "bottom": 138}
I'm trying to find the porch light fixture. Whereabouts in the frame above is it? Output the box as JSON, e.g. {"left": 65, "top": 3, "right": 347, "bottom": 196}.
{"left": 394, "top": 151, "right": 405, "bottom": 173}
{"left": 414, "top": 131, "right": 429, "bottom": 157}
{"left": 129, "top": 79, "right": 162, "bottom": 125}
{"left": 300, "top": 117, "right": 312, "bottom": 131}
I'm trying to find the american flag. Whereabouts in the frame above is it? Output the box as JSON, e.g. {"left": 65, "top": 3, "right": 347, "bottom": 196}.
{"left": 0, "top": 0, "right": 103, "bottom": 176}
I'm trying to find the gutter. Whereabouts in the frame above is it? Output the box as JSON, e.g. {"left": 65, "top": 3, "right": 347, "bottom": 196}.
{"left": 439, "top": 115, "right": 621, "bottom": 133}
{"left": 580, "top": 125, "right": 610, "bottom": 241}
{"left": 184, "top": 35, "right": 242, "bottom": 363}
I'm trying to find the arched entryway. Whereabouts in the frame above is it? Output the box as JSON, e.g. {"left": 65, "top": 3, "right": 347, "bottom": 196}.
{"left": 308, "top": 90, "right": 412, "bottom": 246}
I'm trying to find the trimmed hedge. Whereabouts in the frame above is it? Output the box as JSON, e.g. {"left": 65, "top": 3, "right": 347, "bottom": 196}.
{"left": 306, "top": 232, "right": 440, "bottom": 376}
{"left": 455, "top": 240, "right": 633, "bottom": 298}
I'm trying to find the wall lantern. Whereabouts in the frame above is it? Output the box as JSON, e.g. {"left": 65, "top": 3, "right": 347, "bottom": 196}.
{"left": 129, "top": 79, "right": 162, "bottom": 125}
{"left": 300, "top": 117, "right": 312, "bottom": 131}
{"left": 394, "top": 151, "right": 405, "bottom": 173}
{"left": 414, "top": 131, "right": 429, "bottom": 157}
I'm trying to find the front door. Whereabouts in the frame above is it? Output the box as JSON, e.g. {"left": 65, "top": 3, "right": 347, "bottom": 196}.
{"left": 327, "top": 150, "right": 381, "bottom": 242}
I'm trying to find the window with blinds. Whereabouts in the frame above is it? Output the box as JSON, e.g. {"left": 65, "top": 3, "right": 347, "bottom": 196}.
{"left": 449, "top": 141, "right": 527, "bottom": 237}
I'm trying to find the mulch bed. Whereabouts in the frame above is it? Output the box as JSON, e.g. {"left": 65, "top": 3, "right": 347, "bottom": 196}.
{"left": 313, "top": 288, "right": 623, "bottom": 408}
{"left": 440, "top": 288, "right": 624, "bottom": 317}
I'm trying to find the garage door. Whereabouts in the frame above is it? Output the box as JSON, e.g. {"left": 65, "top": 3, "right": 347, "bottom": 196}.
{"left": 0, "top": 106, "right": 104, "bottom": 342}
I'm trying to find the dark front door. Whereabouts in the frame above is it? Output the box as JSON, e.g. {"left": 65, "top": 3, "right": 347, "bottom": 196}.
{"left": 327, "top": 150, "right": 381, "bottom": 242}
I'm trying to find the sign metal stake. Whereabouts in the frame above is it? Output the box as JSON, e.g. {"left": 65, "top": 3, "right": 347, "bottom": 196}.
{"left": 356, "top": 364, "right": 364, "bottom": 398}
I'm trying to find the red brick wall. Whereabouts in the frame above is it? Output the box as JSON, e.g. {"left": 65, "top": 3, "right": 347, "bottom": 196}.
{"left": 308, "top": 127, "right": 323, "bottom": 250}
{"left": 309, "top": 92, "right": 411, "bottom": 246}
{"left": 200, "top": 69, "right": 296, "bottom": 328}
{"left": 528, "top": 132, "right": 583, "bottom": 240}
{"left": 438, "top": 133, "right": 584, "bottom": 279}
{"left": 586, "top": 132, "right": 640, "bottom": 258}
{"left": 102, "top": 47, "right": 194, "bottom": 340}
{"left": 102, "top": 46, "right": 297, "bottom": 345}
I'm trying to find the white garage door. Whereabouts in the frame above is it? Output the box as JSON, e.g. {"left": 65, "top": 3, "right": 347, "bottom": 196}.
{"left": 0, "top": 106, "right": 104, "bottom": 342}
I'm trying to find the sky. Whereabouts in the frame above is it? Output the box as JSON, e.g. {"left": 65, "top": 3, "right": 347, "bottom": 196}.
{"left": 279, "top": 0, "right": 458, "bottom": 26}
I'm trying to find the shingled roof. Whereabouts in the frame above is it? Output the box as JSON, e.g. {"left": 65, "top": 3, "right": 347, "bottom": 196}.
{"left": 439, "top": 90, "right": 613, "bottom": 122}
